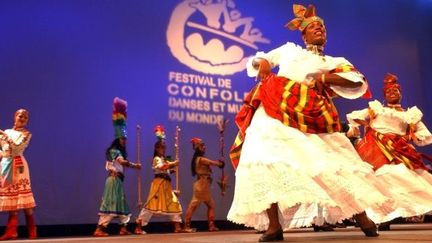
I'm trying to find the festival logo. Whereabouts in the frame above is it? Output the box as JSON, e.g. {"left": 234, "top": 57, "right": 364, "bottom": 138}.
{"left": 166, "top": 0, "right": 270, "bottom": 75}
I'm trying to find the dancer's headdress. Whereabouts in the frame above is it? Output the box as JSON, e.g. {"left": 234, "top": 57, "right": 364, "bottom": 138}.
{"left": 154, "top": 125, "right": 166, "bottom": 141}
{"left": 285, "top": 4, "right": 324, "bottom": 32}
{"left": 191, "top": 137, "right": 203, "bottom": 150}
{"left": 112, "top": 97, "right": 127, "bottom": 139}
{"left": 383, "top": 73, "right": 401, "bottom": 95}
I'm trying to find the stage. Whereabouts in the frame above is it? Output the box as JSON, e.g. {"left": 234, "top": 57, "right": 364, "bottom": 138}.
{"left": 5, "top": 224, "right": 432, "bottom": 242}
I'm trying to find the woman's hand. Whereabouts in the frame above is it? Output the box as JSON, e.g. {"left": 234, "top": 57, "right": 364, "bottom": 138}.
{"left": 170, "top": 160, "right": 179, "bottom": 167}
{"left": 308, "top": 73, "right": 326, "bottom": 95}
{"left": 218, "top": 159, "right": 225, "bottom": 168}
{"left": 346, "top": 126, "right": 360, "bottom": 138}
{"left": 133, "top": 163, "right": 142, "bottom": 170}
{"left": 252, "top": 58, "right": 271, "bottom": 81}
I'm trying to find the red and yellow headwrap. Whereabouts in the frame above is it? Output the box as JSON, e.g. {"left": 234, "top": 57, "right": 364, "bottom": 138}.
{"left": 191, "top": 137, "right": 203, "bottom": 150}
{"left": 383, "top": 73, "right": 401, "bottom": 95}
{"left": 285, "top": 4, "right": 324, "bottom": 32}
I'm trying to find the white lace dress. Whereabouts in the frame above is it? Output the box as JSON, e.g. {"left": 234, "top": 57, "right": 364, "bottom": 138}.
{"left": 347, "top": 100, "right": 432, "bottom": 218}
{"left": 227, "top": 42, "right": 396, "bottom": 230}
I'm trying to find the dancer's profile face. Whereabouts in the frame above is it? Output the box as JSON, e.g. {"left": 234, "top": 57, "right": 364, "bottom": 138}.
{"left": 197, "top": 143, "right": 206, "bottom": 153}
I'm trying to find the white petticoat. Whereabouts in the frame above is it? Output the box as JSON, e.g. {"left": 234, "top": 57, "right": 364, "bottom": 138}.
{"left": 227, "top": 106, "right": 397, "bottom": 231}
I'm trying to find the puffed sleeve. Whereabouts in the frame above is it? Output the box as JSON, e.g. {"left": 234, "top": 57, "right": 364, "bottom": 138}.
{"left": 327, "top": 58, "right": 368, "bottom": 99}
{"left": 346, "top": 108, "right": 369, "bottom": 127}
{"left": 246, "top": 42, "right": 298, "bottom": 78}
{"left": 346, "top": 101, "right": 381, "bottom": 127}
{"left": 406, "top": 107, "right": 432, "bottom": 146}
{"left": 413, "top": 121, "right": 432, "bottom": 146}
{"left": 153, "top": 156, "right": 165, "bottom": 169}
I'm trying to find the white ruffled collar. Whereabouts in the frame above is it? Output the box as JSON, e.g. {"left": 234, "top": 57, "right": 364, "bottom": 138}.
{"left": 369, "top": 100, "right": 423, "bottom": 124}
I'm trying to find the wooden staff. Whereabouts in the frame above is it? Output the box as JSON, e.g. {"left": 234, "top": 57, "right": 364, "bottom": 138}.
{"left": 216, "top": 118, "right": 229, "bottom": 196}
{"left": 136, "top": 125, "right": 143, "bottom": 208}
{"left": 173, "top": 125, "right": 181, "bottom": 195}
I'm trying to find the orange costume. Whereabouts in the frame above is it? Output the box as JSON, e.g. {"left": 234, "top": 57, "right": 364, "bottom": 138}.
{"left": 135, "top": 126, "right": 183, "bottom": 234}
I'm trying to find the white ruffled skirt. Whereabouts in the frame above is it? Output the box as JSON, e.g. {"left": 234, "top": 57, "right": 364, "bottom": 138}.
{"left": 227, "top": 106, "right": 399, "bottom": 231}
{"left": 373, "top": 164, "right": 432, "bottom": 219}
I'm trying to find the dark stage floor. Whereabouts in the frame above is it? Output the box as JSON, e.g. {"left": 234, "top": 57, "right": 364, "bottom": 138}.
{"left": 5, "top": 224, "right": 432, "bottom": 243}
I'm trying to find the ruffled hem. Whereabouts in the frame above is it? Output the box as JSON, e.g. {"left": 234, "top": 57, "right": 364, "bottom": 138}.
{"left": 371, "top": 164, "right": 432, "bottom": 220}
{"left": 227, "top": 161, "right": 395, "bottom": 230}
{"left": 0, "top": 194, "right": 36, "bottom": 211}
{"left": 228, "top": 106, "right": 397, "bottom": 230}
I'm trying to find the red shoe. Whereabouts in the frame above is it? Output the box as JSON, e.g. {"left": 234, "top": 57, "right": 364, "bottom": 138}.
{"left": 93, "top": 225, "right": 109, "bottom": 237}
{"left": 119, "top": 226, "right": 132, "bottom": 235}
{"left": 134, "top": 220, "right": 146, "bottom": 234}
{"left": 134, "top": 226, "right": 146, "bottom": 235}
{"left": 0, "top": 213, "right": 18, "bottom": 240}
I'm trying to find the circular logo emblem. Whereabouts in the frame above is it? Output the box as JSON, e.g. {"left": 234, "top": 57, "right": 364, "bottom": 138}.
{"left": 166, "top": 0, "right": 270, "bottom": 76}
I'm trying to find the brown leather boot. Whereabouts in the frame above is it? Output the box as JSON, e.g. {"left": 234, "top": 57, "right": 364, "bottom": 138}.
{"left": 208, "top": 221, "right": 219, "bottom": 232}
{"left": 0, "top": 213, "right": 18, "bottom": 241}
{"left": 25, "top": 214, "right": 37, "bottom": 239}
{"left": 353, "top": 212, "right": 379, "bottom": 237}
{"left": 93, "top": 225, "right": 109, "bottom": 237}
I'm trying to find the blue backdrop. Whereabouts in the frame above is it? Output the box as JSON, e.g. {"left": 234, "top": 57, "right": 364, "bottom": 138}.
{"left": 0, "top": 0, "right": 431, "bottom": 225}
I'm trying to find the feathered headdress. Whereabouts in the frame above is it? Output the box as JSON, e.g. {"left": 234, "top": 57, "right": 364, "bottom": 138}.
{"left": 112, "top": 97, "right": 127, "bottom": 139}
{"left": 191, "top": 137, "right": 203, "bottom": 150}
{"left": 383, "top": 73, "right": 401, "bottom": 95}
{"left": 285, "top": 4, "right": 324, "bottom": 32}
{"left": 154, "top": 125, "right": 166, "bottom": 141}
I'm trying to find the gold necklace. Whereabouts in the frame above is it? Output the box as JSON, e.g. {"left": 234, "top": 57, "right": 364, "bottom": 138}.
{"left": 387, "top": 103, "right": 403, "bottom": 111}
{"left": 306, "top": 44, "right": 324, "bottom": 55}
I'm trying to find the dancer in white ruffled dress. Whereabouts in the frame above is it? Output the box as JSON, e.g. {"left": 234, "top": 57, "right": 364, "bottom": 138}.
{"left": 347, "top": 73, "right": 432, "bottom": 230}
{"left": 228, "top": 4, "right": 397, "bottom": 242}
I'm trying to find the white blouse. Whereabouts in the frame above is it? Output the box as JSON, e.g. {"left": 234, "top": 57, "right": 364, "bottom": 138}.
{"left": 152, "top": 156, "right": 170, "bottom": 175}
{"left": 105, "top": 155, "right": 125, "bottom": 174}
{"left": 246, "top": 42, "right": 368, "bottom": 99}
{"left": 347, "top": 100, "right": 432, "bottom": 146}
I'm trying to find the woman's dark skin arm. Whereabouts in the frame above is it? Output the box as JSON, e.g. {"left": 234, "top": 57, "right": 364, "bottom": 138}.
{"left": 311, "top": 73, "right": 363, "bottom": 95}
{"left": 199, "top": 157, "right": 224, "bottom": 168}
{"left": 252, "top": 57, "right": 361, "bottom": 88}
{"left": 315, "top": 73, "right": 362, "bottom": 88}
